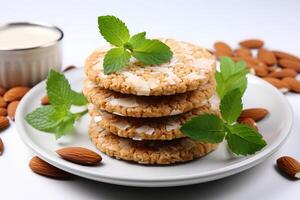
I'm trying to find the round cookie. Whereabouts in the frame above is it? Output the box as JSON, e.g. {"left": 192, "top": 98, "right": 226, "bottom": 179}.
{"left": 83, "top": 79, "right": 216, "bottom": 118}
{"left": 89, "top": 121, "right": 219, "bottom": 165}
{"left": 85, "top": 38, "right": 216, "bottom": 96}
{"left": 89, "top": 95, "right": 220, "bottom": 140}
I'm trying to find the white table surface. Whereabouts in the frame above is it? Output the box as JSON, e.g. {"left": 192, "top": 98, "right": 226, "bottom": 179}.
{"left": 0, "top": 0, "right": 300, "bottom": 199}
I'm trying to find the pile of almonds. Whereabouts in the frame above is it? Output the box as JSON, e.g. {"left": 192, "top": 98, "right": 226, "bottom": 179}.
{"left": 0, "top": 86, "right": 30, "bottom": 155}
{"left": 213, "top": 39, "right": 300, "bottom": 94}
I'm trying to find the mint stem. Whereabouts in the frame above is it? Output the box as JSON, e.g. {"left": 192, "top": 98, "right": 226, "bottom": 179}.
{"left": 73, "top": 109, "right": 88, "bottom": 120}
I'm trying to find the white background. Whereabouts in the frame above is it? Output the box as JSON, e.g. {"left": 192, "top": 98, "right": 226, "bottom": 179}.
{"left": 0, "top": 0, "right": 300, "bottom": 199}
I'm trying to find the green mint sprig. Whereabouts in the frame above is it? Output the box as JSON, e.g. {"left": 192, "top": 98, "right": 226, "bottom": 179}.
{"left": 181, "top": 57, "right": 267, "bottom": 155}
{"left": 98, "top": 15, "right": 173, "bottom": 74}
{"left": 25, "top": 70, "right": 88, "bottom": 139}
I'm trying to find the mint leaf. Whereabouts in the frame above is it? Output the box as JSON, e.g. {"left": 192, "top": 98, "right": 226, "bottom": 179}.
{"left": 46, "top": 70, "right": 73, "bottom": 108}
{"left": 220, "top": 57, "right": 235, "bottom": 80}
{"left": 71, "top": 91, "right": 88, "bottom": 106}
{"left": 220, "top": 88, "right": 243, "bottom": 124}
{"left": 128, "top": 32, "right": 146, "bottom": 49}
{"left": 25, "top": 105, "right": 86, "bottom": 139}
{"left": 132, "top": 39, "right": 173, "bottom": 65}
{"left": 25, "top": 106, "right": 61, "bottom": 132}
{"left": 181, "top": 57, "right": 267, "bottom": 156}
{"left": 226, "top": 124, "right": 267, "bottom": 155}
{"left": 47, "top": 70, "right": 88, "bottom": 107}
{"left": 103, "top": 47, "right": 131, "bottom": 74}
{"left": 26, "top": 71, "right": 88, "bottom": 139}
{"left": 97, "top": 16, "right": 174, "bottom": 72}
{"left": 98, "top": 15, "right": 130, "bottom": 47}
{"left": 180, "top": 114, "right": 225, "bottom": 143}
{"left": 216, "top": 57, "right": 248, "bottom": 98}
{"left": 54, "top": 113, "right": 76, "bottom": 139}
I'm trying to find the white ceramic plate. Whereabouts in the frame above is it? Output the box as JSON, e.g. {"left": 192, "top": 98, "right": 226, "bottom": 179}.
{"left": 15, "top": 69, "right": 293, "bottom": 187}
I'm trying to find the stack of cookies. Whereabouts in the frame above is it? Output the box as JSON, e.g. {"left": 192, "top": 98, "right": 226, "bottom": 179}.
{"left": 84, "top": 39, "right": 220, "bottom": 165}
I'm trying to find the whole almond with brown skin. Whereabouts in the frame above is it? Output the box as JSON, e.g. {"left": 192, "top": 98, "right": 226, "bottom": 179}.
{"left": 214, "top": 41, "right": 233, "bottom": 57}
{"left": 282, "top": 77, "right": 300, "bottom": 93}
{"left": 234, "top": 47, "right": 252, "bottom": 58}
{"left": 273, "top": 51, "right": 300, "bottom": 63}
{"left": 29, "top": 156, "right": 71, "bottom": 179}
{"left": 3, "top": 86, "right": 30, "bottom": 102}
{"left": 0, "top": 116, "right": 9, "bottom": 130}
{"left": 278, "top": 59, "right": 300, "bottom": 72}
{"left": 277, "top": 156, "right": 300, "bottom": 179}
{"left": 0, "top": 108, "right": 7, "bottom": 116}
{"left": 0, "top": 137, "right": 3, "bottom": 155}
{"left": 243, "top": 57, "right": 267, "bottom": 67}
{"left": 41, "top": 96, "right": 50, "bottom": 105}
{"left": 263, "top": 77, "right": 290, "bottom": 92}
{"left": 0, "top": 96, "right": 7, "bottom": 108}
{"left": 0, "top": 87, "right": 6, "bottom": 96}
{"left": 251, "top": 65, "right": 269, "bottom": 77}
{"left": 257, "top": 48, "right": 276, "bottom": 66}
{"left": 246, "top": 62, "right": 268, "bottom": 77}
{"left": 56, "top": 147, "right": 102, "bottom": 166}
{"left": 7, "top": 101, "right": 19, "bottom": 121}
{"left": 268, "top": 69, "right": 297, "bottom": 79}
{"left": 239, "top": 118, "right": 258, "bottom": 131}
{"left": 238, "top": 108, "right": 268, "bottom": 122}
{"left": 239, "top": 39, "right": 264, "bottom": 49}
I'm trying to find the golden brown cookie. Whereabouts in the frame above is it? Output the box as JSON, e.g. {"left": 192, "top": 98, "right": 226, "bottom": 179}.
{"left": 88, "top": 95, "right": 220, "bottom": 140}
{"left": 84, "top": 39, "right": 216, "bottom": 96}
{"left": 83, "top": 79, "right": 216, "bottom": 118}
{"left": 88, "top": 121, "right": 219, "bottom": 165}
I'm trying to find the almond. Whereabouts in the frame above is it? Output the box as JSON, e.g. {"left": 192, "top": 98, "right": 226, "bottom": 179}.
{"left": 0, "top": 116, "right": 9, "bottom": 130}
{"left": 29, "top": 156, "right": 71, "bottom": 179}
{"left": 0, "top": 87, "right": 6, "bottom": 96}
{"left": 7, "top": 101, "right": 19, "bottom": 121}
{"left": 239, "top": 118, "right": 258, "bottom": 131}
{"left": 238, "top": 108, "right": 268, "bottom": 122}
{"left": 0, "top": 108, "right": 7, "bottom": 116}
{"left": 239, "top": 39, "right": 264, "bottom": 49}
{"left": 257, "top": 48, "right": 277, "bottom": 66}
{"left": 282, "top": 77, "right": 300, "bottom": 93}
{"left": 214, "top": 41, "right": 233, "bottom": 57}
{"left": 234, "top": 47, "right": 252, "bottom": 58}
{"left": 277, "top": 156, "right": 300, "bottom": 179}
{"left": 63, "top": 65, "right": 76, "bottom": 72}
{"left": 243, "top": 56, "right": 267, "bottom": 67}
{"left": 56, "top": 147, "right": 102, "bottom": 166}
{"left": 263, "top": 77, "right": 290, "bottom": 92}
{"left": 278, "top": 59, "right": 300, "bottom": 72}
{"left": 3, "top": 86, "right": 30, "bottom": 102}
{"left": 0, "top": 137, "right": 3, "bottom": 155}
{"left": 0, "top": 96, "right": 7, "bottom": 108}
{"left": 41, "top": 96, "right": 50, "bottom": 105}
{"left": 248, "top": 64, "right": 269, "bottom": 77}
{"left": 268, "top": 69, "right": 297, "bottom": 79}
{"left": 273, "top": 51, "right": 300, "bottom": 63}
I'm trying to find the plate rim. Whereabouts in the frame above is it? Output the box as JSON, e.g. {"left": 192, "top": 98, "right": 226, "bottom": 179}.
{"left": 15, "top": 69, "right": 293, "bottom": 186}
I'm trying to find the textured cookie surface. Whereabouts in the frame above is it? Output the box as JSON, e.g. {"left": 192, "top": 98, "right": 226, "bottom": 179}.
{"left": 89, "top": 95, "right": 220, "bottom": 140}
{"left": 83, "top": 79, "right": 216, "bottom": 118}
{"left": 84, "top": 39, "right": 216, "bottom": 96}
{"left": 89, "top": 121, "right": 219, "bottom": 165}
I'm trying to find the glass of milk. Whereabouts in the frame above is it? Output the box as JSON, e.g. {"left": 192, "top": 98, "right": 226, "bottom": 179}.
{"left": 0, "top": 22, "right": 63, "bottom": 87}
